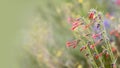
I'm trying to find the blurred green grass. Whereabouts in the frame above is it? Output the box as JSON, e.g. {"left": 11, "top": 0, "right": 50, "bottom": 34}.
{"left": 0, "top": 0, "right": 42, "bottom": 68}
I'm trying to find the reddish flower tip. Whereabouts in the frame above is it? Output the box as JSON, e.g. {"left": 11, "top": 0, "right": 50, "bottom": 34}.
{"left": 90, "top": 45, "right": 95, "bottom": 50}
{"left": 95, "top": 55, "right": 99, "bottom": 59}
{"left": 89, "top": 12, "right": 94, "bottom": 20}
{"left": 110, "top": 30, "right": 115, "bottom": 35}
{"left": 71, "top": 22, "right": 80, "bottom": 30}
{"left": 112, "top": 47, "right": 117, "bottom": 52}
{"left": 106, "top": 52, "right": 109, "bottom": 58}
{"left": 73, "top": 45, "right": 77, "bottom": 48}
{"left": 80, "top": 46, "right": 87, "bottom": 52}
{"left": 66, "top": 42, "right": 72, "bottom": 47}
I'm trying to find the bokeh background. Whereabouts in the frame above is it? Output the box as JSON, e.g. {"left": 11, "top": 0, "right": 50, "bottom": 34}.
{"left": 0, "top": 0, "right": 120, "bottom": 68}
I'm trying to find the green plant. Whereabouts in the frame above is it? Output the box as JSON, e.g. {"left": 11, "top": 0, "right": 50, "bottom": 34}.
{"left": 66, "top": 9, "right": 118, "bottom": 68}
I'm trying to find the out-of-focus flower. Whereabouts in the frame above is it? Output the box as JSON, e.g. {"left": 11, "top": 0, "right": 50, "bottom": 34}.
{"left": 37, "top": 53, "right": 43, "bottom": 60}
{"left": 71, "top": 22, "right": 80, "bottom": 30}
{"left": 104, "top": 19, "right": 110, "bottom": 28}
{"left": 80, "top": 46, "right": 87, "bottom": 52}
{"left": 94, "top": 52, "right": 103, "bottom": 60}
{"left": 88, "top": 12, "right": 95, "bottom": 20}
{"left": 77, "top": 64, "right": 83, "bottom": 68}
{"left": 116, "top": 0, "right": 120, "bottom": 6}
{"left": 110, "top": 30, "right": 120, "bottom": 37}
{"left": 92, "top": 33, "right": 101, "bottom": 39}
{"left": 66, "top": 40, "right": 80, "bottom": 48}
{"left": 78, "top": 0, "right": 83, "bottom": 4}
{"left": 106, "top": 13, "right": 115, "bottom": 20}
{"left": 56, "top": 50, "right": 62, "bottom": 57}
{"left": 106, "top": 52, "right": 109, "bottom": 58}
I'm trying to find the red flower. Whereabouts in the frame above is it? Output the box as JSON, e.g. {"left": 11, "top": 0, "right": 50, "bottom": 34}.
{"left": 89, "top": 12, "right": 94, "bottom": 20}
{"left": 66, "top": 40, "right": 78, "bottom": 48}
{"left": 94, "top": 52, "right": 103, "bottom": 60}
{"left": 110, "top": 30, "right": 115, "bottom": 35}
{"left": 106, "top": 52, "right": 109, "bottom": 58}
{"left": 112, "top": 47, "right": 117, "bottom": 52}
{"left": 73, "top": 45, "right": 77, "bottom": 48}
{"left": 90, "top": 45, "right": 95, "bottom": 49}
{"left": 80, "top": 46, "right": 87, "bottom": 52}
{"left": 115, "top": 32, "right": 120, "bottom": 37}
{"left": 66, "top": 41, "right": 72, "bottom": 47}
{"left": 95, "top": 55, "right": 99, "bottom": 59}
{"left": 92, "top": 33, "right": 101, "bottom": 39}
{"left": 90, "top": 39, "right": 102, "bottom": 50}
{"left": 71, "top": 22, "right": 80, "bottom": 30}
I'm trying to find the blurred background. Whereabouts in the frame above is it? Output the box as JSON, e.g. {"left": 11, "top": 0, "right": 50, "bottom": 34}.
{"left": 0, "top": 0, "right": 120, "bottom": 68}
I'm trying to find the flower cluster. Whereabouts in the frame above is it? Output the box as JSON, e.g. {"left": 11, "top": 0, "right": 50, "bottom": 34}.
{"left": 66, "top": 9, "right": 118, "bottom": 68}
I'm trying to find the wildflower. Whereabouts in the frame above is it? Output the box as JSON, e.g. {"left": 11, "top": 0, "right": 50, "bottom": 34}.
{"left": 66, "top": 40, "right": 80, "bottom": 48}
{"left": 90, "top": 39, "right": 103, "bottom": 49}
{"left": 114, "top": 31, "right": 120, "bottom": 37}
{"left": 66, "top": 9, "right": 117, "bottom": 67}
{"left": 66, "top": 40, "right": 76, "bottom": 47}
{"left": 94, "top": 52, "right": 103, "bottom": 60}
{"left": 88, "top": 12, "right": 95, "bottom": 20}
{"left": 92, "top": 33, "right": 101, "bottom": 39}
{"left": 56, "top": 50, "right": 62, "bottom": 57}
{"left": 78, "top": 0, "right": 83, "bottom": 4}
{"left": 110, "top": 30, "right": 116, "bottom": 35}
{"left": 103, "top": 19, "right": 110, "bottom": 28}
{"left": 77, "top": 64, "right": 83, "bottom": 68}
{"left": 110, "top": 30, "right": 120, "bottom": 37}
{"left": 111, "top": 64, "right": 116, "bottom": 68}
{"left": 37, "top": 54, "right": 43, "bottom": 60}
{"left": 116, "top": 0, "right": 120, "bottom": 6}
{"left": 102, "top": 50, "right": 109, "bottom": 58}
{"left": 90, "top": 44, "right": 95, "bottom": 49}
{"left": 112, "top": 47, "right": 117, "bottom": 52}
{"left": 80, "top": 46, "right": 87, "bottom": 52}
{"left": 67, "top": 17, "right": 74, "bottom": 24}
{"left": 73, "top": 45, "right": 77, "bottom": 48}
{"left": 71, "top": 21, "right": 80, "bottom": 30}
{"left": 105, "top": 52, "right": 109, "bottom": 58}
{"left": 105, "top": 13, "right": 115, "bottom": 20}
{"left": 94, "top": 54, "right": 99, "bottom": 60}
